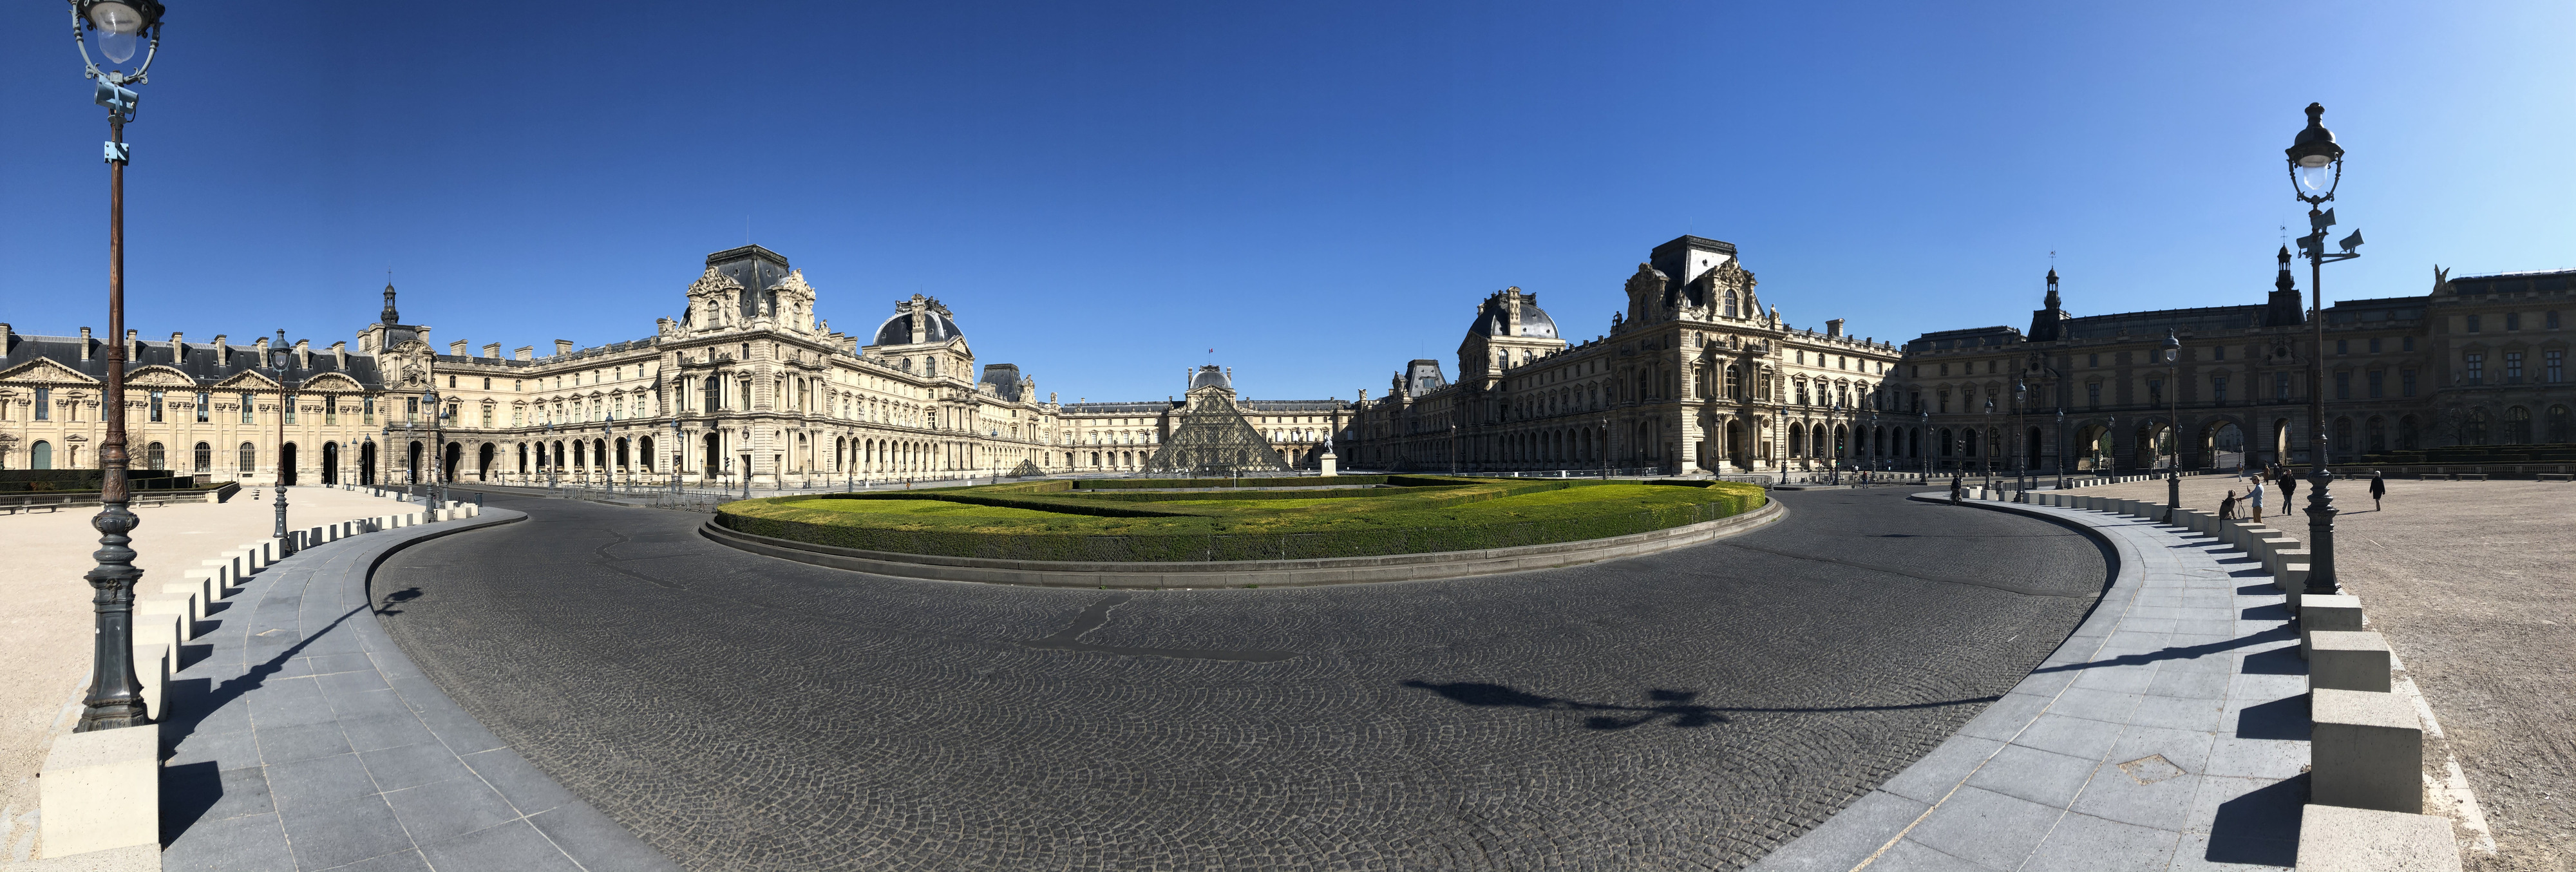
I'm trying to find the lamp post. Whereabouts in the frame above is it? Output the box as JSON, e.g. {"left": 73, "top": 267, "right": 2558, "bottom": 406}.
{"left": 1868, "top": 410, "right": 1879, "bottom": 481}
{"left": 2287, "top": 102, "right": 2359, "bottom": 599}
{"left": 2012, "top": 377, "right": 2028, "bottom": 495}
{"left": 1599, "top": 416, "right": 1610, "bottom": 480}
{"left": 2055, "top": 409, "right": 2066, "bottom": 489}
{"left": 1918, "top": 410, "right": 1929, "bottom": 482}
{"left": 673, "top": 419, "right": 685, "bottom": 497}
{"left": 272, "top": 331, "right": 294, "bottom": 555}
{"left": 544, "top": 422, "right": 556, "bottom": 489}
{"left": 70, "top": 0, "right": 166, "bottom": 732}
{"left": 1981, "top": 397, "right": 1995, "bottom": 493}
{"left": 421, "top": 386, "right": 446, "bottom": 509}
{"left": 2163, "top": 329, "right": 2183, "bottom": 524}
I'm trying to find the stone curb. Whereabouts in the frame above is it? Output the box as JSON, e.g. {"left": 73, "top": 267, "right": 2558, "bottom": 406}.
{"left": 2012, "top": 492, "right": 2458, "bottom": 871}
{"left": 697, "top": 499, "right": 1786, "bottom": 587}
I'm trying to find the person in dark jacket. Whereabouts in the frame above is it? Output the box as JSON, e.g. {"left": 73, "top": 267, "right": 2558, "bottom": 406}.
{"left": 2278, "top": 469, "right": 2298, "bottom": 506}
{"left": 2369, "top": 470, "right": 2387, "bottom": 511}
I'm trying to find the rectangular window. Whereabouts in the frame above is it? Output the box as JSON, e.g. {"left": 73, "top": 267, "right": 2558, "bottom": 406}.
{"left": 2505, "top": 351, "right": 2524, "bottom": 384}
{"left": 482, "top": 377, "right": 492, "bottom": 390}
{"left": 2367, "top": 370, "right": 2384, "bottom": 398}
{"left": 35, "top": 386, "right": 50, "bottom": 421}
{"left": 2403, "top": 336, "right": 2416, "bottom": 352}
{"left": 2549, "top": 311, "right": 2562, "bottom": 330}
{"left": 240, "top": 392, "right": 254, "bottom": 424}
{"left": 2506, "top": 313, "right": 2521, "bottom": 331}
{"left": 2334, "top": 372, "right": 2351, "bottom": 399}
{"left": 2088, "top": 353, "right": 2099, "bottom": 368}
{"left": 149, "top": 391, "right": 164, "bottom": 423}
{"left": 2214, "top": 346, "right": 2226, "bottom": 361}
{"left": 363, "top": 397, "right": 374, "bottom": 424}
{"left": 2147, "top": 378, "right": 2164, "bottom": 406}
{"left": 2086, "top": 383, "right": 2101, "bottom": 408}
{"left": 2212, "top": 375, "right": 2228, "bottom": 403}
{"left": 2336, "top": 339, "right": 2349, "bottom": 355}
{"left": 2275, "top": 372, "right": 2291, "bottom": 401}
{"left": 324, "top": 399, "right": 337, "bottom": 424}
{"left": 283, "top": 393, "right": 297, "bottom": 424}
{"left": 406, "top": 397, "right": 419, "bottom": 420}
{"left": 196, "top": 392, "right": 209, "bottom": 422}
{"left": 2467, "top": 353, "right": 2484, "bottom": 384}
{"left": 2402, "top": 369, "right": 2418, "bottom": 396}
{"left": 2467, "top": 314, "right": 2482, "bottom": 333}
{"left": 2549, "top": 350, "right": 2565, "bottom": 384}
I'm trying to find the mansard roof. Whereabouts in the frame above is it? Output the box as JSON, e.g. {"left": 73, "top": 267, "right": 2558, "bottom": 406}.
{"left": 0, "top": 332, "right": 386, "bottom": 389}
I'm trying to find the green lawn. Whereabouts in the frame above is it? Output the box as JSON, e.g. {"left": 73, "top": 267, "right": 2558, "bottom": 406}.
{"left": 721, "top": 476, "right": 1766, "bottom": 562}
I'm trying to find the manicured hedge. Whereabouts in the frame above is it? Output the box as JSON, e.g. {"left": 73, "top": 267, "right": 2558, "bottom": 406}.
{"left": 718, "top": 480, "right": 1766, "bottom": 562}
{"left": 1070, "top": 475, "right": 1390, "bottom": 489}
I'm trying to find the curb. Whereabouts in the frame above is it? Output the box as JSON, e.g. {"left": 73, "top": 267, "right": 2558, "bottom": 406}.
{"left": 698, "top": 499, "right": 1786, "bottom": 587}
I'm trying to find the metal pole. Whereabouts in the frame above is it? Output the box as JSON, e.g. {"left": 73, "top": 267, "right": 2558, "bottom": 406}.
{"left": 2304, "top": 213, "right": 2342, "bottom": 596}
{"left": 2169, "top": 341, "right": 2183, "bottom": 524}
{"left": 78, "top": 106, "right": 148, "bottom": 731}
{"left": 274, "top": 350, "right": 290, "bottom": 554}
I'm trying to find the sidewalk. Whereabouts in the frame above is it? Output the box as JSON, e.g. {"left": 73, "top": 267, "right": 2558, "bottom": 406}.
{"left": 156, "top": 508, "right": 674, "bottom": 871}
{"left": 1754, "top": 496, "right": 2311, "bottom": 871}
{"left": 1, "top": 486, "right": 413, "bottom": 865}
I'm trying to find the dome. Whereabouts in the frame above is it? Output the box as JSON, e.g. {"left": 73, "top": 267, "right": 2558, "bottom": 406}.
{"left": 873, "top": 310, "right": 964, "bottom": 346}
{"left": 1466, "top": 305, "right": 1560, "bottom": 340}
{"left": 1190, "top": 365, "right": 1231, "bottom": 390}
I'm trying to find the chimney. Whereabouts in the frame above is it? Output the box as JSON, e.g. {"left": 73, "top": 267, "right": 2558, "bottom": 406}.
{"left": 80, "top": 327, "right": 93, "bottom": 361}
{"left": 169, "top": 332, "right": 184, "bottom": 354}
{"left": 1826, "top": 319, "right": 1845, "bottom": 339}
{"left": 515, "top": 345, "right": 534, "bottom": 361}
{"left": 0, "top": 324, "right": 12, "bottom": 351}
{"left": 295, "top": 339, "right": 311, "bottom": 370}
{"left": 254, "top": 336, "right": 270, "bottom": 362}
{"left": 449, "top": 340, "right": 469, "bottom": 357}
{"left": 482, "top": 343, "right": 500, "bottom": 359}
{"left": 330, "top": 341, "right": 347, "bottom": 368}
{"left": 127, "top": 329, "right": 141, "bottom": 361}
{"left": 213, "top": 334, "right": 227, "bottom": 366}
{"left": 554, "top": 339, "right": 574, "bottom": 356}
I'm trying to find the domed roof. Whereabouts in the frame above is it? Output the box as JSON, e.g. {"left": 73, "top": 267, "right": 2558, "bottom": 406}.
{"left": 1467, "top": 305, "right": 1559, "bottom": 339}
{"left": 873, "top": 310, "right": 963, "bottom": 346}
{"left": 1189, "top": 365, "right": 1231, "bottom": 390}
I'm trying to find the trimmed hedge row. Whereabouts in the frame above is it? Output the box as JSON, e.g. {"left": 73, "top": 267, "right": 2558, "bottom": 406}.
{"left": 718, "top": 481, "right": 1766, "bottom": 562}
{"left": 1070, "top": 475, "right": 1390, "bottom": 490}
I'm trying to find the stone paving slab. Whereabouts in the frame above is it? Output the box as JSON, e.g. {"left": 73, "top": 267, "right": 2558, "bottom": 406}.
{"left": 1752, "top": 496, "right": 2309, "bottom": 872}
{"left": 157, "top": 509, "right": 676, "bottom": 872}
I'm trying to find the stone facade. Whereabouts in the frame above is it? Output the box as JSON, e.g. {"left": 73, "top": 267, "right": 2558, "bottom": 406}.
{"left": 1883, "top": 252, "right": 2576, "bottom": 475}
{"left": 0, "top": 245, "right": 1347, "bottom": 486}
{"left": 1344, "top": 236, "right": 1903, "bottom": 473}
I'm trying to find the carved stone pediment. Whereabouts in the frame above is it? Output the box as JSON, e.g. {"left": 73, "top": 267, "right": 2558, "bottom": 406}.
{"left": 689, "top": 267, "right": 744, "bottom": 295}
{"left": 127, "top": 365, "right": 195, "bottom": 386}
{"left": 0, "top": 357, "right": 100, "bottom": 385}
{"left": 211, "top": 370, "right": 282, "bottom": 390}
{"left": 298, "top": 372, "right": 365, "bottom": 392}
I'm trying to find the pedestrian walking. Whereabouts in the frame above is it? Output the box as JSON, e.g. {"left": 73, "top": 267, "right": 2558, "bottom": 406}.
{"left": 2278, "top": 469, "right": 2297, "bottom": 506}
{"left": 2369, "top": 469, "right": 2386, "bottom": 511}
{"left": 2219, "top": 489, "right": 2239, "bottom": 521}
{"left": 1949, "top": 471, "right": 1965, "bottom": 506}
{"left": 2248, "top": 477, "right": 2266, "bottom": 523}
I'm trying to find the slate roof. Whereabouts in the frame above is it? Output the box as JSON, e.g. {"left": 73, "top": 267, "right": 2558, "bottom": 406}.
{"left": 1, "top": 333, "right": 387, "bottom": 390}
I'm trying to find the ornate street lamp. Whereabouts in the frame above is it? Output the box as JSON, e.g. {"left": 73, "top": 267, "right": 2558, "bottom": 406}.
{"left": 70, "top": 0, "right": 168, "bottom": 731}
{"left": 2013, "top": 376, "right": 2029, "bottom": 495}
{"left": 2162, "top": 329, "right": 2183, "bottom": 524}
{"left": 2286, "top": 102, "right": 2360, "bottom": 600}
{"left": 271, "top": 330, "right": 293, "bottom": 556}
{"left": 1918, "top": 409, "right": 1929, "bottom": 482}
{"left": 1981, "top": 397, "right": 1995, "bottom": 493}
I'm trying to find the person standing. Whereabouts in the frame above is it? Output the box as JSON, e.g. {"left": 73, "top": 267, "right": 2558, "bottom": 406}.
{"left": 2249, "top": 477, "right": 2266, "bottom": 523}
{"left": 2278, "top": 467, "right": 2298, "bottom": 506}
{"left": 2369, "top": 469, "right": 2387, "bottom": 511}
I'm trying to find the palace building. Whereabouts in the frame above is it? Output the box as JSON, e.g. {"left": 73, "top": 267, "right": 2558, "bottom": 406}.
{"left": 0, "top": 245, "right": 1347, "bottom": 486}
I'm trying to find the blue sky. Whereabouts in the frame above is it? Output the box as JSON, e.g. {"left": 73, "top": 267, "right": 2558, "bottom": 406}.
{"left": 3, "top": 1, "right": 2570, "bottom": 403}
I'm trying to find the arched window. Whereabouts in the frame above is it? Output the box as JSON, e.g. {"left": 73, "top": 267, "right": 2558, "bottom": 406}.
{"left": 146, "top": 442, "right": 166, "bottom": 471}
{"left": 2466, "top": 408, "right": 2490, "bottom": 445}
{"left": 238, "top": 442, "right": 257, "bottom": 473}
{"left": 2548, "top": 406, "right": 2573, "bottom": 443}
{"left": 1786, "top": 423, "right": 1804, "bottom": 457}
{"left": 193, "top": 442, "right": 212, "bottom": 473}
{"left": 2505, "top": 406, "right": 2533, "bottom": 444}
{"left": 30, "top": 441, "right": 53, "bottom": 469}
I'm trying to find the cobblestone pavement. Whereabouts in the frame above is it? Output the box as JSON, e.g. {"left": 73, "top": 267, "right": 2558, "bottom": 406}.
{"left": 372, "top": 488, "right": 2111, "bottom": 871}
{"left": 2070, "top": 477, "right": 2573, "bottom": 872}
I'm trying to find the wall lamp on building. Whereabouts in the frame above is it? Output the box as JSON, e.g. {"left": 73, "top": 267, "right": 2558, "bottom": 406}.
{"left": 2285, "top": 102, "right": 2358, "bottom": 600}
{"left": 70, "top": 0, "right": 168, "bottom": 732}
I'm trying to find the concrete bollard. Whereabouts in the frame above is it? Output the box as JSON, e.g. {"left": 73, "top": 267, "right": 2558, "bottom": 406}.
{"left": 2301, "top": 594, "right": 2365, "bottom": 659}
{"left": 135, "top": 598, "right": 193, "bottom": 649}
{"left": 162, "top": 578, "right": 215, "bottom": 622}
{"left": 2309, "top": 630, "right": 2393, "bottom": 693}
{"left": 2297, "top": 806, "right": 2463, "bottom": 872}
{"left": 2311, "top": 688, "right": 2423, "bottom": 813}
{"left": 35, "top": 724, "right": 159, "bottom": 858}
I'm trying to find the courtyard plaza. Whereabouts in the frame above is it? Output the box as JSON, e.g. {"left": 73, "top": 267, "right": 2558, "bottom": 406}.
{"left": 331, "top": 486, "right": 2108, "bottom": 870}
{"left": 2065, "top": 475, "right": 2574, "bottom": 872}
{"left": 0, "top": 486, "right": 418, "bottom": 864}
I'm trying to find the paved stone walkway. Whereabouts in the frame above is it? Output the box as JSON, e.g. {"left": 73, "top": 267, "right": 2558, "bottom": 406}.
{"left": 1754, "top": 495, "right": 2309, "bottom": 872}
{"left": 158, "top": 509, "right": 676, "bottom": 872}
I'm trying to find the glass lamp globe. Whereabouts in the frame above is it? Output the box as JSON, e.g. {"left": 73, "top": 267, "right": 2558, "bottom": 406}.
{"left": 2295, "top": 160, "right": 2335, "bottom": 194}
{"left": 88, "top": 1, "right": 146, "bottom": 63}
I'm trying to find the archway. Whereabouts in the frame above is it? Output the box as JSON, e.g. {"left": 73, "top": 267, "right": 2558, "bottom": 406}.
{"left": 280, "top": 442, "right": 299, "bottom": 486}
{"left": 639, "top": 436, "right": 655, "bottom": 473}
{"left": 2270, "top": 419, "right": 2293, "bottom": 466}
{"left": 2135, "top": 421, "right": 2174, "bottom": 470}
{"left": 2204, "top": 421, "right": 2246, "bottom": 472}
{"left": 408, "top": 441, "right": 423, "bottom": 484}
{"left": 442, "top": 442, "right": 462, "bottom": 482}
{"left": 703, "top": 432, "right": 722, "bottom": 479}
{"left": 321, "top": 442, "right": 340, "bottom": 484}
{"left": 477, "top": 443, "right": 495, "bottom": 481}
{"left": 30, "top": 441, "right": 52, "bottom": 469}
{"left": 359, "top": 441, "right": 376, "bottom": 485}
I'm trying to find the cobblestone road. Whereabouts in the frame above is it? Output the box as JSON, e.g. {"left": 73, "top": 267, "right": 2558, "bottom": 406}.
{"left": 373, "top": 488, "right": 2110, "bottom": 871}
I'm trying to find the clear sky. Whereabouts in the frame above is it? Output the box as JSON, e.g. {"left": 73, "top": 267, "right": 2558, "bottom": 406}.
{"left": 3, "top": 2, "right": 2569, "bottom": 403}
